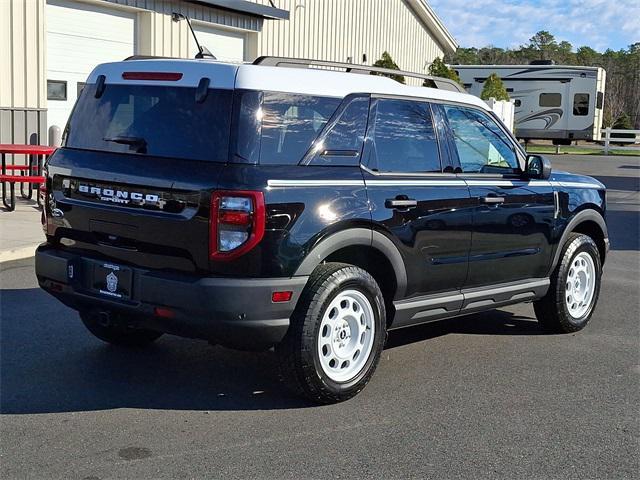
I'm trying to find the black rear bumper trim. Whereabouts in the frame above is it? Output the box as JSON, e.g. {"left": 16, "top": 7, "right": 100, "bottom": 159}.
{"left": 35, "top": 245, "right": 308, "bottom": 349}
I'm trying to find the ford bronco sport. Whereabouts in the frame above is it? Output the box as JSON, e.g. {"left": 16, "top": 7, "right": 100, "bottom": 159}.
{"left": 36, "top": 57, "right": 608, "bottom": 403}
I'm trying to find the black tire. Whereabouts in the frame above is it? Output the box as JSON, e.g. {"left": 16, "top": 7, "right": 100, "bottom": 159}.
{"left": 534, "top": 233, "right": 602, "bottom": 333}
{"left": 80, "top": 310, "right": 163, "bottom": 347}
{"left": 276, "top": 263, "right": 387, "bottom": 404}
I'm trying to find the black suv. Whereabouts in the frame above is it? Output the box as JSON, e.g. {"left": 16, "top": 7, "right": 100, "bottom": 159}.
{"left": 36, "top": 57, "right": 609, "bottom": 403}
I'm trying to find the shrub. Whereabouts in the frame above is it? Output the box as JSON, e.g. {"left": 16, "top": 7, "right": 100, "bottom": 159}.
{"left": 425, "top": 57, "right": 461, "bottom": 87}
{"left": 481, "top": 73, "right": 510, "bottom": 101}
{"left": 372, "top": 52, "right": 405, "bottom": 84}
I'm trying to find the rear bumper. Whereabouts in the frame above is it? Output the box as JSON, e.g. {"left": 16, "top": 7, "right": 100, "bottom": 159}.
{"left": 35, "top": 245, "right": 308, "bottom": 349}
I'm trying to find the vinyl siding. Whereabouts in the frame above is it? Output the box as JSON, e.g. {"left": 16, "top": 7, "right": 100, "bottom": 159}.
{"left": 1, "top": 0, "right": 453, "bottom": 143}
{"left": 0, "top": 0, "right": 46, "bottom": 110}
{"left": 105, "top": 0, "right": 261, "bottom": 58}
{"left": 253, "top": 0, "right": 447, "bottom": 85}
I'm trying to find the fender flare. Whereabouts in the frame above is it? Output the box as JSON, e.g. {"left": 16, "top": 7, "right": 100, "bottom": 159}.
{"left": 550, "top": 209, "right": 608, "bottom": 274}
{"left": 294, "top": 228, "right": 408, "bottom": 299}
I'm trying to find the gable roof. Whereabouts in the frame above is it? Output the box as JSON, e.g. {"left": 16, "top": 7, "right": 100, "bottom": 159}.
{"left": 406, "top": 0, "right": 458, "bottom": 54}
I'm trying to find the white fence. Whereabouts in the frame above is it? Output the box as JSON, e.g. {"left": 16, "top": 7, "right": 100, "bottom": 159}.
{"left": 602, "top": 128, "right": 640, "bottom": 154}
{"left": 485, "top": 98, "right": 515, "bottom": 132}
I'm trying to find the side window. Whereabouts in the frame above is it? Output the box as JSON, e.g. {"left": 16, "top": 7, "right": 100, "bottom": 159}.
{"left": 539, "top": 93, "right": 561, "bottom": 107}
{"left": 573, "top": 93, "right": 589, "bottom": 116}
{"left": 307, "top": 96, "right": 369, "bottom": 166}
{"left": 369, "top": 99, "right": 441, "bottom": 173}
{"left": 259, "top": 93, "right": 341, "bottom": 165}
{"left": 444, "top": 105, "right": 519, "bottom": 174}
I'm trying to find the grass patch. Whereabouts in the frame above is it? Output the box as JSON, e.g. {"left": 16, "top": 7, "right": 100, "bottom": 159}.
{"left": 525, "top": 145, "right": 640, "bottom": 156}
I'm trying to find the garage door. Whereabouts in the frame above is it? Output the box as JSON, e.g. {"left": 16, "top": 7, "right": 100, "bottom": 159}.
{"left": 190, "top": 25, "right": 245, "bottom": 62}
{"left": 46, "top": 0, "right": 136, "bottom": 130}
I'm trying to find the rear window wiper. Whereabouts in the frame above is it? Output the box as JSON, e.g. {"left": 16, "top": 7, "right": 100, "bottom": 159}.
{"left": 103, "top": 136, "right": 148, "bottom": 154}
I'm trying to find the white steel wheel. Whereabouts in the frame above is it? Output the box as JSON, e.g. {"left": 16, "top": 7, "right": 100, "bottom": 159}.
{"left": 565, "top": 251, "right": 596, "bottom": 319}
{"left": 317, "top": 289, "right": 376, "bottom": 383}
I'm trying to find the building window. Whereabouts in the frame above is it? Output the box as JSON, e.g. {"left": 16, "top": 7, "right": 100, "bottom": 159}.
{"left": 47, "top": 80, "right": 67, "bottom": 101}
{"left": 573, "top": 93, "right": 590, "bottom": 116}
{"left": 539, "top": 93, "right": 561, "bottom": 107}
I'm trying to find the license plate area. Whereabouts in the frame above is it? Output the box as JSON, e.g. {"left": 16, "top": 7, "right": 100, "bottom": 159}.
{"left": 91, "top": 262, "right": 132, "bottom": 300}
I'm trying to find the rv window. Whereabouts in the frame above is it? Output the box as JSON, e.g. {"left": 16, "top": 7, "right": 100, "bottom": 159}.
{"left": 514, "top": 100, "right": 522, "bottom": 107}
{"left": 596, "top": 92, "right": 604, "bottom": 110}
{"left": 573, "top": 94, "right": 590, "bottom": 116}
{"left": 539, "top": 93, "right": 561, "bottom": 107}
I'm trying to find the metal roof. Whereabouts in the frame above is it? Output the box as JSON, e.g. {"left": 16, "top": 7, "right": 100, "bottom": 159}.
{"left": 185, "top": 0, "right": 289, "bottom": 20}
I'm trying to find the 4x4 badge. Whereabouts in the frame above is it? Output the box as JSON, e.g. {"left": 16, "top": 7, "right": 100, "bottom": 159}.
{"left": 106, "top": 271, "right": 118, "bottom": 293}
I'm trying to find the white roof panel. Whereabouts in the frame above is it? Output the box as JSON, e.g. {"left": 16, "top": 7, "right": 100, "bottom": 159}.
{"left": 88, "top": 59, "right": 487, "bottom": 110}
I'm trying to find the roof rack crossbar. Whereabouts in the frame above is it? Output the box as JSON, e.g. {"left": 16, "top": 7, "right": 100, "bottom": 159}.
{"left": 253, "top": 56, "right": 465, "bottom": 93}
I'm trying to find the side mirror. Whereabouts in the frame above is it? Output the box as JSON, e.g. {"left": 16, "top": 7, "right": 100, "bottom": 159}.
{"left": 525, "top": 154, "right": 551, "bottom": 180}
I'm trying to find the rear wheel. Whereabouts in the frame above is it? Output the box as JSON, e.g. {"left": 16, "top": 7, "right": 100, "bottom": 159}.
{"left": 80, "top": 310, "right": 162, "bottom": 347}
{"left": 534, "top": 233, "right": 602, "bottom": 333}
{"left": 276, "top": 263, "right": 386, "bottom": 404}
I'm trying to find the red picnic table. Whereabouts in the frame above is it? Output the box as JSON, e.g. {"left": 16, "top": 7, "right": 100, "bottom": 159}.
{"left": 0, "top": 144, "right": 55, "bottom": 211}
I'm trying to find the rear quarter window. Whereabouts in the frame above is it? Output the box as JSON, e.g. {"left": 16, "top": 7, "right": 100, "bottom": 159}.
{"left": 258, "top": 93, "right": 341, "bottom": 165}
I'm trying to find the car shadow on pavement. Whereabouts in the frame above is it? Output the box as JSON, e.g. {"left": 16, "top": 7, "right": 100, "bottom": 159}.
{"left": 605, "top": 209, "right": 640, "bottom": 251}
{"left": 386, "top": 309, "right": 543, "bottom": 351}
{"left": 1, "top": 288, "right": 546, "bottom": 415}
{"left": 592, "top": 174, "right": 640, "bottom": 192}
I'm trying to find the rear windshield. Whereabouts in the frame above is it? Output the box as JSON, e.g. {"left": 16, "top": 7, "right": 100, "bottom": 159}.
{"left": 64, "top": 84, "right": 232, "bottom": 162}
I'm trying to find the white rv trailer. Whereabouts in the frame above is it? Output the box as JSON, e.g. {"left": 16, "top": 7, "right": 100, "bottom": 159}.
{"left": 453, "top": 65, "right": 606, "bottom": 144}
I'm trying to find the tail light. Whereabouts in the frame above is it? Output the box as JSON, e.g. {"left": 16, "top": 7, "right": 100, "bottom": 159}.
{"left": 210, "top": 191, "right": 265, "bottom": 261}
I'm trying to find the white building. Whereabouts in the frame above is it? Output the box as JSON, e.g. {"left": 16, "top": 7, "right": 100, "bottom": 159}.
{"left": 0, "top": 0, "right": 457, "bottom": 144}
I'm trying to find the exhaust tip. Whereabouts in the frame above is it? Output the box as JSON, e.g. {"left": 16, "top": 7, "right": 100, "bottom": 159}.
{"left": 98, "top": 311, "right": 111, "bottom": 327}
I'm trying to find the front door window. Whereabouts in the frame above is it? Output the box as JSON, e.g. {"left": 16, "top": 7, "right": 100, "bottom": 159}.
{"left": 444, "top": 105, "right": 519, "bottom": 174}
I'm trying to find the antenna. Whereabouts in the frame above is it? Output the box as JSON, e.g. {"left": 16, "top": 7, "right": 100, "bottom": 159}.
{"left": 171, "top": 12, "right": 216, "bottom": 59}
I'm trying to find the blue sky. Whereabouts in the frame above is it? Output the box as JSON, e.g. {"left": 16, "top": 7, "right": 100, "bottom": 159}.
{"left": 430, "top": 0, "right": 639, "bottom": 52}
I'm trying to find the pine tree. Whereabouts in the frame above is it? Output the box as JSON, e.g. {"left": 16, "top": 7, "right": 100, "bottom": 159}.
{"left": 372, "top": 52, "right": 405, "bottom": 84}
{"left": 425, "top": 57, "right": 461, "bottom": 87}
{"left": 480, "top": 73, "right": 510, "bottom": 101}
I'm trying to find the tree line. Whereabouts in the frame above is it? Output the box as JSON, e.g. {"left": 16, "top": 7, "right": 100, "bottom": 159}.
{"left": 444, "top": 31, "right": 640, "bottom": 129}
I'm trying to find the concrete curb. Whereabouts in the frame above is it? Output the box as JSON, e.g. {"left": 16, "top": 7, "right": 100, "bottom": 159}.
{"left": 0, "top": 243, "right": 40, "bottom": 264}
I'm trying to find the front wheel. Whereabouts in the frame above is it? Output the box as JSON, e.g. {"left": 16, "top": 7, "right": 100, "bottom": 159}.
{"left": 534, "top": 233, "right": 602, "bottom": 333}
{"left": 276, "top": 263, "right": 387, "bottom": 404}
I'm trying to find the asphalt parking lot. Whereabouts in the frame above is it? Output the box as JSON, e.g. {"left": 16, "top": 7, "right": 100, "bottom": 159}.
{"left": 1, "top": 154, "right": 638, "bottom": 479}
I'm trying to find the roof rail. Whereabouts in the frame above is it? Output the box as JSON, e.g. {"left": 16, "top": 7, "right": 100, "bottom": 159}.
{"left": 253, "top": 56, "right": 466, "bottom": 93}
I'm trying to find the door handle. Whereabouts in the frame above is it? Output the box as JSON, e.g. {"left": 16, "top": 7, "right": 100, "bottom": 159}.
{"left": 480, "top": 196, "right": 505, "bottom": 204}
{"left": 385, "top": 198, "right": 418, "bottom": 210}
